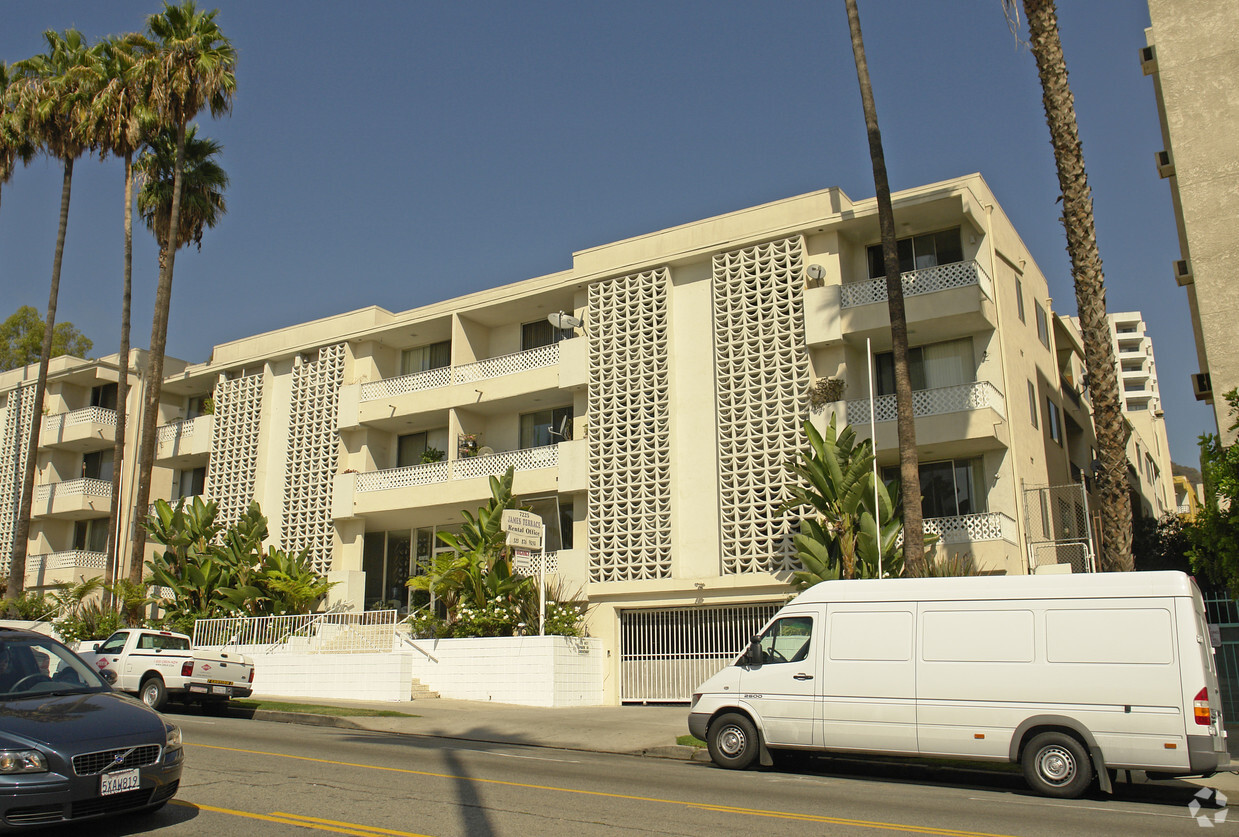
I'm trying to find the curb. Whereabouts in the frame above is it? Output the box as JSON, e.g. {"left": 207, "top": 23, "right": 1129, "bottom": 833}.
{"left": 243, "top": 709, "right": 365, "bottom": 730}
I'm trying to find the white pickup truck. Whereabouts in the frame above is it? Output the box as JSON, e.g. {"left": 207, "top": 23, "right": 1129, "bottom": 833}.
{"left": 77, "top": 628, "right": 255, "bottom": 711}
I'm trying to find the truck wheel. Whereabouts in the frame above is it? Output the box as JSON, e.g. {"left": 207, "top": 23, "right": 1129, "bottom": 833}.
{"left": 1022, "top": 731, "right": 1093, "bottom": 798}
{"left": 140, "top": 676, "right": 168, "bottom": 712}
{"left": 707, "top": 713, "right": 759, "bottom": 770}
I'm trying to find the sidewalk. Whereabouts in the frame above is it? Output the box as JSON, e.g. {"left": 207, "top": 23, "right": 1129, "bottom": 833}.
{"left": 237, "top": 694, "right": 1239, "bottom": 799}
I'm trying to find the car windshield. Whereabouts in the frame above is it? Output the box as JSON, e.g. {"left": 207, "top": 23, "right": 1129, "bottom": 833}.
{"left": 0, "top": 635, "right": 109, "bottom": 699}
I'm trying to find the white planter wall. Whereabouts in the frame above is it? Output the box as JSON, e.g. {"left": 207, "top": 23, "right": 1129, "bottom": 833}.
{"left": 250, "top": 651, "right": 412, "bottom": 702}
{"left": 407, "top": 635, "right": 604, "bottom": 707}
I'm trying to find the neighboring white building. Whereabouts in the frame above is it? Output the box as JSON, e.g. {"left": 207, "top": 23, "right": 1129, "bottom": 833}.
{"left": 3, "top": 174, "right": 1118, "bottom": 702}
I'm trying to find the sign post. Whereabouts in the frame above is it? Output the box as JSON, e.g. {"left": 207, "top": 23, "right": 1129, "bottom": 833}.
{"left": 501, "top": 509, "right": 546, "bottom": 635}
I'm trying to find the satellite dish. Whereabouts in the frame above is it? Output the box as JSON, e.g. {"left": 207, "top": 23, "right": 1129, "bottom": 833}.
{"left": 477, "top": 445, "right": 495, "bottom": 457}
{"left": 549, "top": 415, "right": 572, "bottom": 442}
{"left": 805, "top": 264, "right": 826, "bottom": 282}
{"left": 548, "top": 311, "right": 584, "bottom": 331}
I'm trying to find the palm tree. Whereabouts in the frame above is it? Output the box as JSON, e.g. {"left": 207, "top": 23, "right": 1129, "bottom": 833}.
{"left": 3, "top": 30, "right": 101, "bottom": 604}
{"left": 127, "top": 124, "right": 228, "bottom": 584}
{"left": 1008, "top": 0, "right": 1133, "bottom": 571}
{"left": 126, "top": 1, "right": 235, "bottom": 586}
{"left": 1, "top": 61, "right": 38, "bottom": 223}
{"left": 85, "top": 34, "right": 157, "bottom": 608}
{"left": 843, "top": 0, "right": 926, "bottom": 577}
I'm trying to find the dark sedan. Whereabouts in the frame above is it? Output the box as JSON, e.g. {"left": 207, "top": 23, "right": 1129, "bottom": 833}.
{"left": 0, "top": 627, "right": 183, "bottom": 829}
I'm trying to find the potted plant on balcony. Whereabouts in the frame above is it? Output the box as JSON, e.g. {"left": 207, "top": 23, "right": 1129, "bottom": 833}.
{"left": 808, "top": 377, "right": 846, "bottom": 413}
{"left": 457, "top": 434, "right": 478, "bottom": 458}
{"left": 420, "top": 447, "right": 445, "bottom": 464}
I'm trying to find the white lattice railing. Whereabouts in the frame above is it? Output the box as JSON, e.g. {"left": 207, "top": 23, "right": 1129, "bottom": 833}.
{"left": 193, "top": 610, "right": 398, "bottom": 654}
{"left": 43, "top": 407, "right": 117, "bottom": 435}
{"left": 513, "top": 550, "right": 559, "bottom": 575}
{"left": 923, "top": 512, "right": 1019, "bottom": 545}
{"left": 452, "top": 344, "right": 560, "bottom": 386}
{"left": 354, "top": 445, "right": 559, "bottom": 493}
{"left": 26, "top": 550, "right": 107, "bottom": 572}
{"left": 840, "top": 260, "right": 993, "bottom": 308}
{"left": 34, "top": 478, "right": 112, "bottom": 504}
{"left": 361, "top": 366, "right": 451, "bottom": 402}
{"left": 846, "top": 381, "right": 1006, "bottom": 424}
{"left": 156, "top": 414, "right": 211, "bottom": 444}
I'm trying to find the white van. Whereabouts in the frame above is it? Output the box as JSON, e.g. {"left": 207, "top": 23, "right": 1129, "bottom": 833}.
{"left": 688, "top": 571, "right": 1229, "bottom": 798}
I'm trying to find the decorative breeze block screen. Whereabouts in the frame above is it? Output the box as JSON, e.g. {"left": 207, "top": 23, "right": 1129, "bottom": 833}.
{"left": 207, "top": 371, "right": 265, "bottom": 530}
{"left": 281, "top": 344, "right": 346, "bottom": 574}
{"left": 713, "top": 236, "right": 810, "bottom": 574}
{"left": 0, "top": 385, "right": 36, "bottom": 573}
{"left": 588, "top": 268, "right": 672, "bottom": 582}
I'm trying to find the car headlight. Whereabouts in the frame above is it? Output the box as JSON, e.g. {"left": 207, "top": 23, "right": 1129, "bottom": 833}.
{"left": 165, "top": 725, "right": 182, "bottom": 751}
{"left": 691, "top": 693, "right": 701, "bottom": 708}
{"left": 0, "top": 750, "right": 48, "bottom": 774}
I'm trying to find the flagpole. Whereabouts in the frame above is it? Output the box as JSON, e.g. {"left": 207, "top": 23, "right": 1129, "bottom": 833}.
{"left": 868, "top": 337, "right": 881, "bottom": 578}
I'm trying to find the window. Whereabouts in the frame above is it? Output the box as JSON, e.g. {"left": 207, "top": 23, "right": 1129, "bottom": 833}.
{"left": 187, "top": 395, "right": 211, "bottom": 419}
{"left": 90, "top": 383, "right": 117, "bottom": 410}
{"left": 177, "top": 467, "right": 206, "bottom": 499}
{"left": 400, "top": 341, "right": 450, "bottom": 376}
{"left": 1035, "top": 302, "right": 1050, "bottom": 348}
{"left": 866, "top": 228, "right": 963, "bottom": 278}
{"left": 82, "top": 451, "right": 113, "bottom": 481}
{"left": 1028, "top": 381, "right": 1038, "bottom": 428}
{"left": 362, "top": 530, "right": 413, "bottom": 609}
{"left": 875, "top": 337, "right": 974, "bottom": 396}
{"left": 397, "top": 432, "right": 428, "bottom": 467}
{"left": 522, "top": 496, "right": 574, "bottom": 551}
{"left": 1015, "top": 276, "right": 1026, "bottom": 323}
{"left": 884, "top": 458, "right": 985, "bottom": 519}
{"left": 96, "top": 632, "right": 129, "bottom": 655}
{"left": 753, "top": 616, "right": 813, "bottom": 665}
{"left": 73, "top": 519, "right": 109, "bottom": 553}
{"left": 520, "top": 406, "right": 573, "bottom": 449}
{"left": 1046, "top": 398, "right": 1062, "bottom": 444}
{"left": 521, "top": 320, "right": 567, "bottom": 351}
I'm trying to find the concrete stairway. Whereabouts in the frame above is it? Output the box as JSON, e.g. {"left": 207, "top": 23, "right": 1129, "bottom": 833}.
{"left": 411, "top": 678, "right": 440, "bottom": 700}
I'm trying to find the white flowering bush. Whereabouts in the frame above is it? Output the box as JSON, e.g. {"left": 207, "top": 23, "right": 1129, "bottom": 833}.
{"left": 407, "top": 595, "right": 586, "bottom": 638}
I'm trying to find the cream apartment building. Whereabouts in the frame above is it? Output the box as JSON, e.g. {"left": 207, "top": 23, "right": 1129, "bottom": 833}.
{"left": 4, "top": 174, "right": 1114, "bottom": 702}
{"left": 1144, "top": 0, "right": 1239, "bottom": 442}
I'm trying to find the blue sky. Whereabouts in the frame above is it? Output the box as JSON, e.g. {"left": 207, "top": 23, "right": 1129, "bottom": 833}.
{"left": 0, "top": 1, "right": 1212, "bottom": 465}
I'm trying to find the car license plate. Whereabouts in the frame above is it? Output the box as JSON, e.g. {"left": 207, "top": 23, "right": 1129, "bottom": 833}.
{"left": 211, "top": 685, "right": 231, "bottom": 695}
{"left": 101, "top": 768, "right": 140, "bottom": 796}
{"left": 189, "top": 684, "right": 208, "bottom": 693}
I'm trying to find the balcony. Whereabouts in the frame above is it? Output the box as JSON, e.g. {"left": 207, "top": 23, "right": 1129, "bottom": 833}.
{"left": 32, "top": 478, "right": 112, "bottom": 519}
{"left": 841, "top": 381, "right": 1008, "bottom": 457}
{"left": 344, "top": 344, "right": 565, "bottom": 431}
{"left": 41, "top": 407, "right": 116, "bottom": 451}
{"left": 923, "top": 512, "right": 1019, "bottom": 545}
{"left": 839, "top": 261, "right": 997, "bottom": 344}
{"left": 155, "top": 415, "right": 213, "bottom": 467}
{"left": 337, "top": 443, "right": 566, "bottom": 522}
{"left": 25, "top": 550, "right": 107, "bottom": 588}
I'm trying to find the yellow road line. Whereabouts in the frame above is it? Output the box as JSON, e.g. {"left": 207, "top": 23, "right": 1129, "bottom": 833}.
{"left": 186, "top": 742, "right": 1018, "bottom": 837}
{"left": 171, "top": 800, "right": 433, "bottom": 837}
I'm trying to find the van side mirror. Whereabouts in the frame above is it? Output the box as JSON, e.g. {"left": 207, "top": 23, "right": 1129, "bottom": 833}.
{"left": 742, "top": 636, "right": 763, "bottom": 667}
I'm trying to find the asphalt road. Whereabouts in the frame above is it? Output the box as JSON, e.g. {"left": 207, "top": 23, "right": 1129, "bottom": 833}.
{"left": 66, "top": 714, "right": 1232, "bottom": 836}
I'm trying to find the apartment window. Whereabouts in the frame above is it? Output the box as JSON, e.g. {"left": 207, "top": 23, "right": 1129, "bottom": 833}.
{"left": 875, "top": 337, "right": 974, "bottom": 396}
{"left": 1028, "top": 381, "right": 1038, "bottom": 429}
{"left": 187, "top": 395, "right": 212, "bottom": 419}
{"left": 1046, "top": 398, "right": 1062, "bottom": 445}
{"left": 1035, "top": 302, "right": 1050, "bottom": 348}
{"left": 520, "top": 406, "right": 573, "bottom": 449}
{"left": 82, "top": 451, "right": 113, "bottom": 482}
{"left": 90, "top": 383, "right": 117, "bottom": 410}
{"left": 73, "top": 519, "right": 109, "bottom": 553}
{"left": 176, "top": 467, "right": 206, "bottom": 499}
{"left": 523, "top": 496, "right": 574, "bottom": 551}
{"left": 1015, "top": 277, "right": 1026, "bottom": 323}
{"left": 400, "top": 341, "right": 450, "bottom": 376}
{"left": 521, "top": 320, "right": 567, "bottom": 351}
{"left": 397, "top": 432, "right": 428, "bottom": 467}
{"left": 362, "top": 530, "right": 413, "bottom": 609}
{"left": 866, "top": 228, "right": 963, "bottom": 278}
{"left": 884, "top": 458, "right": 985, "bottom": 519}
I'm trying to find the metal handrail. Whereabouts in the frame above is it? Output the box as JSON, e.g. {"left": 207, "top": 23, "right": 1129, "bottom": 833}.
{"left": 263, "top": 600, "right": 355, "bottom": 654}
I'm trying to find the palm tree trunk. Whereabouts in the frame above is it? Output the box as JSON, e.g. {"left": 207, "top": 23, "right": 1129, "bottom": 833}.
{"left": 1023, "top": 0, "right": 1132, "bottom": 571}
{"left": 103, "top": 153, "right": 135, "bottom": 609}
{"left": 128, "top": 121, "right": 188, "bottom": 585}
{"left": 844, "top": 0, "right": 926, "bottom": 576}
{"left": 5, "top": 157, "right": 73, "bottom": 605}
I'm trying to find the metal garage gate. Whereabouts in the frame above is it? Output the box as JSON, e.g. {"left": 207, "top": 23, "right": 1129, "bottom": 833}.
{"left": 619, "top": 603, "right": 782, "bottom": 703}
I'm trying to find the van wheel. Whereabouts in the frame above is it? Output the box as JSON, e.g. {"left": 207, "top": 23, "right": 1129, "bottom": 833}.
{"left": 708, "top": 713, "right": 759, "bottom": 770}
{"left": 1022, "top": 732, "right": 1093, "bottom": 798}
{"left": 140, "top": 677, "right": 168, "bottom": 712}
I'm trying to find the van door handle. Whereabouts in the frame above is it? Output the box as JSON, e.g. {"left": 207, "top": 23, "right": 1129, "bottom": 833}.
{"left": 793, "top": 673, "right": 813, "bottom": 681}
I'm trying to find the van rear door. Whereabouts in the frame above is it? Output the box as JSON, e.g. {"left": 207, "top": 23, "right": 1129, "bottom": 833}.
{"left": 1186, "top": 591, "right": 1230, "bottom": 769}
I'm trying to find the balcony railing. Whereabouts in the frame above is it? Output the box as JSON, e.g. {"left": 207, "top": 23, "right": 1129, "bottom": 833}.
{"left": 360, "top": 344, "right": 560, "bottom": 403}
{"left": 845, "top": 381, "right": 1006, "bottom": 424}
{"left": 27, "top": 550, "right": 107, "bottom": 573}
{"left": 355, "top": 444, "right": 559, "bottom": 494}
{"left": 34, "top": 478, "right": 112, "bottom": 504}
{"left": 42, "top": 406, "right": 117, "bottom": 435}
{"left": 923, "top": 512, "right": 1019, "bottom": 545}
{"left": 840, "top": 260, "right": 993, "bottom": 309}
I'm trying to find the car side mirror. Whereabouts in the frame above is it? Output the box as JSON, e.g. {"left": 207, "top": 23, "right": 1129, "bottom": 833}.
{"left": 743, "top": 636, "right": 763, "bottom": 667}
{"left": 99, "top": 669, "right": 117, "bottom": 685}
{"left": 92, "top": 643, "right": 101, "bottom": 652}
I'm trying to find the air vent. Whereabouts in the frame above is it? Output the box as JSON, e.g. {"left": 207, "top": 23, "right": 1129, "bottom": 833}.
{"left": 1140, "top": 44, "right": 1158, "bottom": 75}
{"left": 1155, "top": 149, "right": 1175, "bottom": 178}
{"left": 1175, "top": 259, "right": 1193, "bottom": 286}
{"left": 1192, "top": 372, "right": 1213, "bottom": 402}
